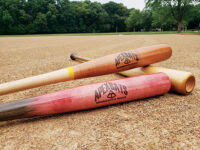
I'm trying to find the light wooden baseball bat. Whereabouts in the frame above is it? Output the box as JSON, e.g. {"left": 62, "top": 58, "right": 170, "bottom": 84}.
{"left": 0, "top": 44, "right": 172, "bottom": 96}
{"left": 70, "top": 53, "right": 195, "bottom": 95}
{"left": 0, "top": 73, "right": 171, "bottom": 121}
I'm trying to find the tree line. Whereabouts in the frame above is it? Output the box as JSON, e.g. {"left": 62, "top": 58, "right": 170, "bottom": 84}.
{"left": 0, "top": 0, "right": 200, "bottom": 34}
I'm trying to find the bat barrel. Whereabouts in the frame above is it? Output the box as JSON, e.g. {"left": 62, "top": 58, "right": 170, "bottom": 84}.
{"left": 0, "top": 73, "right": 171, "bottom": 121}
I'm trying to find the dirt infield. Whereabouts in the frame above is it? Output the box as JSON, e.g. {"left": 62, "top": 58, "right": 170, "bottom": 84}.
{"left": 0, "top": 34, "right": 200, "bottom": 149}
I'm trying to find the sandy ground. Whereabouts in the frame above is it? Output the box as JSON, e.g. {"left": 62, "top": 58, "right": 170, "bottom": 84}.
{"left": 0, "top": 34, "right": 200, "bottom": 149}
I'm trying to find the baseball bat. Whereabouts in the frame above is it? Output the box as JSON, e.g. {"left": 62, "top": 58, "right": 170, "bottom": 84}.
{"left": 0, "top": 44, "right": 172, "bottom": 96}
{"left": 70, "top": 53, "right": 195, "bottom": 95}
{"left": 0, "top": 73, "right": 171, "bottom": 121}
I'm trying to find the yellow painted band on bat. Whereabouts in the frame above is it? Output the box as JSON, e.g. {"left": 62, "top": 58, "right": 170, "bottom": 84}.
{"left": 66, "top": 67, "right": 74, "bottom": 80}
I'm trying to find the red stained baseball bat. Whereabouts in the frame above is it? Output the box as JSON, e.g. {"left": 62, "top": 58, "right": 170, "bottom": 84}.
{"left": 0, "top": 73, "right": 171, "bottom": 121}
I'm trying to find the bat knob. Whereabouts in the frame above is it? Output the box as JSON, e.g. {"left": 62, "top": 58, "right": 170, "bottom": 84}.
{"left": 70, "top": 53, "right": 77, "bottom": 60}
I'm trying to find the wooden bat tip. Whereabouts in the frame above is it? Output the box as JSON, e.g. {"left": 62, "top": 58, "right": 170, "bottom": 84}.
{"left": 185, "top": 75, "right": 195, "bottom": 94}
{"left": 70, "top": 53, "right": 77, "bottom": 60}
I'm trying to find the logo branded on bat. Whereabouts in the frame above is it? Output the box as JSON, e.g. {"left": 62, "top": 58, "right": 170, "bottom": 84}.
{"left": 94, "top": 82, "right": 128, "bottom": 104}
{"left": 115, "top": 52, "right": 139, "bottom": 69}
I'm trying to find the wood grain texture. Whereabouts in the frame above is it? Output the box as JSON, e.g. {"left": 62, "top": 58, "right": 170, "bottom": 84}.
{"left": 0, "top": 44, "right": 171, "bottom": 96}
{"left": 0, "top": 69, "right": 72, "bottom": 95}
{"left": 0, "top": 73, "right": 170, "bottom": 121}
{"left": 71, "top": 53, "right": 195, "bottom": 95}
{"left": 122, "top": 66, "right": 195, "bottom": 95}
{"left": 72, "top": 44, "right": 172, "bottom": 79}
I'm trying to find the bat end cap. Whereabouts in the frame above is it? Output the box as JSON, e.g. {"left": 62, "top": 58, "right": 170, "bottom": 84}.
{"left": 185, "top": 75, "right": 195, "bottom": 94}
{"left": 70, "top": 53, "right": 77, "bottom": 60}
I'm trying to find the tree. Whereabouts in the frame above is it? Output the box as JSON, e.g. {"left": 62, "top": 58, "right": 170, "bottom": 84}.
{"left": 146, "top": 0, "right": 200, "bottom": 33}
{"left": 34, "top": 12, "right": 48, "bottom": 33}
{"left": 46, "top": 3, "right": 58, "bottom": 32}
{"left": 140, "top": 9, "right": 153, "bottom": 31}
{"left": 2, "top": 10, "right": 14, "bottom": 34}
{"left": 151, "top": 6, "right": 176, "bottom": 30}
{"left": 57, "top": 0, "right": 78, "bottom": 33}
{"left": 125, "top": 9, "right": 142, "bottom": 31}
{"left": 86, "top": 2, "right": 110, "bottom": 32}
{"left": 0, "top": 0, "right": 129, "bottom": 34}
{"left": 187, "top": 4, "right": 200, "bottom": 29}
{"left": 103, "top": 2, "right": 129, "bottom": 32}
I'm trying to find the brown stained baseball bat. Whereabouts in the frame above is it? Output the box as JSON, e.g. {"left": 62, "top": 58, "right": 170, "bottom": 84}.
{"left": 0, "top": 44, "right": 172, "bottom": 95}
{"left": 70, "top": 53, "right": 195, "bottom": 95}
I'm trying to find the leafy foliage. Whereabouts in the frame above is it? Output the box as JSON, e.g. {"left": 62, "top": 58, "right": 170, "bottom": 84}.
{"left": 145, "top": 0, "right": 200, "bottom": 32}
{"left": 126, "top": 9, "right": 142, "bottom": 31}
{"left": 0, "top": 0, "right": 199, "bottom": 34}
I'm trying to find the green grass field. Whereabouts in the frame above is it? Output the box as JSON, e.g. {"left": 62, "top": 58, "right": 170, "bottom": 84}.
{"left": 0, "top": 30, "right": 199, "bottom": 37}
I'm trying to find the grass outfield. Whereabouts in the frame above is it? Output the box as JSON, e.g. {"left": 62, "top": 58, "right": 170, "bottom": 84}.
{"left": 0, "top": 30, "right": 199, "bottom": 37}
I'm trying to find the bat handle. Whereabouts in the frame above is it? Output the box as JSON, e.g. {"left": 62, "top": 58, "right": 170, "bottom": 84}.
{"left": 0, "top": 69, "right": 73, "bottom": 95}
{"left": 70, "top": 53, "right": 91, "bottom": 62}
